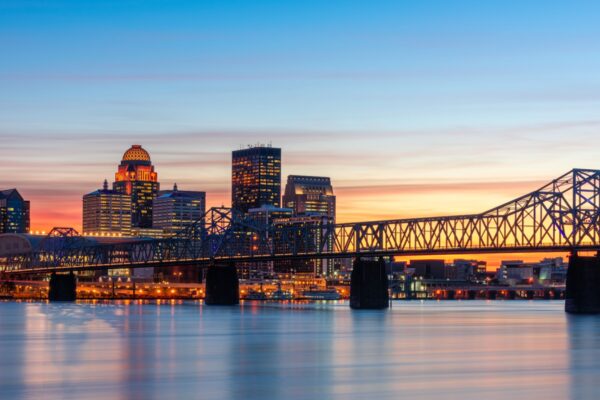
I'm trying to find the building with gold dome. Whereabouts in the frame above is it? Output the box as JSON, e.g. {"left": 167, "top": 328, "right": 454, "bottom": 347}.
{"left": 113, "top": 145, "right": 159, "bottom": 228}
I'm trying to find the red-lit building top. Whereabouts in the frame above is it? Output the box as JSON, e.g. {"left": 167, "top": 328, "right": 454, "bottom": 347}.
{"left": 113, "top": 145, "right": 159, "bottom": 228}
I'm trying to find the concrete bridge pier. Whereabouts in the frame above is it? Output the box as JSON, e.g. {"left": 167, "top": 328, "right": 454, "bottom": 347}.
{"left": 350, "top": 258, "right": 389, "bottom": 309}
{"left": 204, "top": 263, "right": 239, "bottom": 305}
{"left": 48, "top": 272, "right": 77, "bottom": 301}
{"left": 566, "top": 253, "right": 600, "bottom": 314}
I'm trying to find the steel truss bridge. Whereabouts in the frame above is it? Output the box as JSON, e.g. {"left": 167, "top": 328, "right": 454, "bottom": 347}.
{"left": 3, "top": 168, "right": 600, "bottom": 275}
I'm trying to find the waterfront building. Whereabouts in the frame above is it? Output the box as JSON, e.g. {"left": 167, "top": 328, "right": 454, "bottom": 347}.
{"left": 153, "top": 184, "right": 206, "bottom": 235}
{"left": 113, "top": 145, "right": 159, "bottom": 228}
{"left": 232, "top": 145, "right": 281, "bottom": 213}
{"left": 496, "top": 258, "right": 567, "bottom": 286}
{"left": 283, "top": 175, "right": 336, "bottom": 220}
{"left": 82, "top": 180, "right": 132, "bottom": 236}
{"left": 446, "top": 259, "right": 486, "bottom": 281}
{"left": 0, "top": 189, "right": 30, "bottom": 234}
{"left": 409, "top": 259, "right": 446, "bottom": 279}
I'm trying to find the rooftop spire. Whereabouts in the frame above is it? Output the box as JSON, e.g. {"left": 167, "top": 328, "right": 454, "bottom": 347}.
{"left": 103, "top": 179, "right": 108, "bottom": 190}
{"left": 173, "top": 183, "right": 178, "bottom": 191}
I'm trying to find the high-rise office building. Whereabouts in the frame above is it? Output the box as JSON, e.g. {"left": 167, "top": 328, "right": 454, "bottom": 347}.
{"left": 82, "top": 180, "right": 132, "bottom": 235}
{"left": 153, "top": 183, "right": 206, "bottom": 235}
{"left": 113, "top": 145, "right": 159, "bottom": 228}
{"left": 0, "top": 189, "right": 30, "bottom": 234}
{"left": 283, "top": 175, "right": 336, "bottom": 220}
{"left": 232, "top": 145, "right": 281, "bottom": 213}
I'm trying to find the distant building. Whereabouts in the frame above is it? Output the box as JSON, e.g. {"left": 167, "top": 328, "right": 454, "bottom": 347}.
{"left": 496, "top": 258, "right": 567, "bottom": 285}
{"left": 82, "top": 180, "right": 132, "bottom": 235}
{"left": 445, "top": 259, "right": 486, "bottom": 281}
{"left": 535, "top": 258, "right": 566, "bottom": 284}
{"left": 0, "top": 189, "right": 30, "bottom": 234}
{"left": 113, "top": 145, "right": 159, "bottom": 228}
{"left": 153, "top": 184, "right": 206, "bottom": 235}
{"left": 232, "top": 145, "right": 281, "bottom": 213}
{"left": 410, "top": 259, "right": 446, "bottom": 279}
{"left": 283, "top": 175, "right": 336, "bottom": 220}
{"left": 248, "top": 205, "right": 293, "bottom": 225}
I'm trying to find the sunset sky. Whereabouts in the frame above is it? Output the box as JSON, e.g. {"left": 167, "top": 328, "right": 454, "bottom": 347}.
{"left": 2, "top": 1, "right": 600, "bottom": 266}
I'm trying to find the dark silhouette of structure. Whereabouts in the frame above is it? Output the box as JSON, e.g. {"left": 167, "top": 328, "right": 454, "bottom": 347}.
{"left": 0, "top": 189, "right": 30, "bottom": 234}
{"left": 4, "top": 168, "right": 600, "bottom": 311}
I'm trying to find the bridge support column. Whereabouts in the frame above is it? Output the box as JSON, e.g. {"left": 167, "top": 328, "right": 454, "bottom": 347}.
{"left": 48, "top": 272, "right": 77, "bottom": 302}
{"left": 566, "top": 253, "right": 600, "bottom": 314}
{"left": 404, "top": 275, "right": 412, "bottom": 300}
{"left": 350, "top": 258, "right": 389, "bottom": 309}
{"left": 204, "top": 264, "right": 239, "bottom": 305}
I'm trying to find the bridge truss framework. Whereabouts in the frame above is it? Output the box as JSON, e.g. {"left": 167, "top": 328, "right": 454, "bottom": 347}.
{"left": 3, "top": 169, "right": 600, "bottom": 274}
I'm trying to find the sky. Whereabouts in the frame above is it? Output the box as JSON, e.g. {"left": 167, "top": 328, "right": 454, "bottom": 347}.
{"left": 2, "top": 1, "right": 600, "bottom": 266}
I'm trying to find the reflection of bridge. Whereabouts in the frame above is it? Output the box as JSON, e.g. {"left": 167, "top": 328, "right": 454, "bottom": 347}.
{"left": 2, "top": 169, "right": 600, "bottom": 312}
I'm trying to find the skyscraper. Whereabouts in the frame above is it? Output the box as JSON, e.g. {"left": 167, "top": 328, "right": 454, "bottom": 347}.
{"left": 232, "top": 145, "right": 281, "bottom": 213}
{"left": 113, "top": 145, "right": 159, "bottom": 228}
{"left": 153, "top": 183, "right": 206, "bottom": 235}
{"left": 0, "top": 189, "right": 30, "bottom": 234}
{"left": 283, "top": 175, "right": 336, "bottom": 220}
{"left": 82, "top": 180, "right": 132, "bottom": 235}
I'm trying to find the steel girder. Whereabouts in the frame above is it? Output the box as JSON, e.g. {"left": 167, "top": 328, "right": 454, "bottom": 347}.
{"left": 3, "top": 169, "right": 600, "bottom": 273}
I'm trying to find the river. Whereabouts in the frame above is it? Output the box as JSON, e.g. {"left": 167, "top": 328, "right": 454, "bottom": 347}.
{"left": 0, "top": 300, "right": 598, "bottom": 399}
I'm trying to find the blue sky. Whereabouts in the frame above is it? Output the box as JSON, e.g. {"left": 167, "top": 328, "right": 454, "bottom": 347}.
{"left": 1, "top": 0, "right": 600, "bottom": 234}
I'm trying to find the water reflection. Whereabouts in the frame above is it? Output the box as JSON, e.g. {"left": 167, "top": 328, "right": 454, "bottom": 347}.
{"left": 567, "top": 314, "right": 600, "bottom": 400}
{"left": 0, "top": 301, "right": 596, "bottom": 400}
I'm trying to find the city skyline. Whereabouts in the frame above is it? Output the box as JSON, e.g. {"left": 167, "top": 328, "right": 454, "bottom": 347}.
{"left": 3, "top": 1, "right": 600, "bottom": 266}
{"left": 3, "top": 142, "right": 568, "bottom": 267}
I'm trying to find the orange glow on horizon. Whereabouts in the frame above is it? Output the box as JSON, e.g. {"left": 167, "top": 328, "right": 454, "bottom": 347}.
{"left": 23, "top": 160, "right": 570, "bottom": 269}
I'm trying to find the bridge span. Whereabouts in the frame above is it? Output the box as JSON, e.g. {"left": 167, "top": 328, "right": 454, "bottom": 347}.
{"left": 2, "top": 168, "right": 600, "bottom": 312}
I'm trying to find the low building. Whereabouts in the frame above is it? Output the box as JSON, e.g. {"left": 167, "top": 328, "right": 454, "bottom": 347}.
{"left": 130, "top": 227, "right": 165, "bottom": 239}
{"left": 445, "top": 259, "right": 485, "bottom": 281}
{"left": 410, "top": 259, "right": 446, "bottom": 279}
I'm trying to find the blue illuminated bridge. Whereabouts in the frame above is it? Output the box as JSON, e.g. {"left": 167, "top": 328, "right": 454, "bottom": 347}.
{"left": 2, "top": 168, "right": 600, "bottom": 273}
{"left": 2, "top": 169, "right": 600, "bottom": 312}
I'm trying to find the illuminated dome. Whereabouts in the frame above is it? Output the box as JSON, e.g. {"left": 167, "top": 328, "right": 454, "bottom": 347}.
{"left": 122, "top": 145, "right": 151, "bottom": 163}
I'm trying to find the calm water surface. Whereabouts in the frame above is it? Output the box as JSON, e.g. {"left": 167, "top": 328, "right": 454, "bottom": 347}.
{"left": 0, "top": 300, "right": 599, "bottom": 400}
